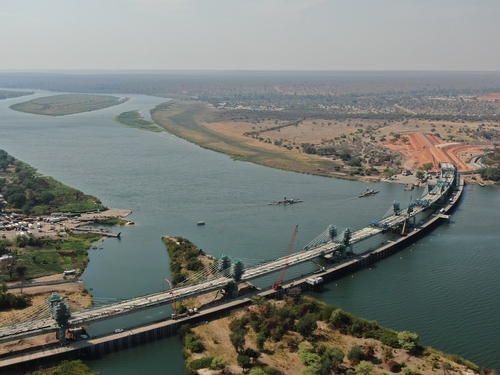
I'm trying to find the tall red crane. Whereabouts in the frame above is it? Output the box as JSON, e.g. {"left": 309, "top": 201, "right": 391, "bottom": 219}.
{"left": 164, "top": 278, "right": 177, "bottom": 317}
{"left": 272, "top": 224, "right": 299, "bottom": 290}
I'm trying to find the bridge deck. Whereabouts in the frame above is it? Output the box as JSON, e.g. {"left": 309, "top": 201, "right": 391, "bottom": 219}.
{"left": 0, "top": 166, "right": 458, "bottom": 342}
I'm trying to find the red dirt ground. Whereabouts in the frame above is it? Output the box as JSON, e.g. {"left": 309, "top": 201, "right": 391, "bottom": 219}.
{"left": 383, "top": 132, "right": 488, "bottom": 171}
{"left": 478, "top": 93, "right": 500, "bottom": 101}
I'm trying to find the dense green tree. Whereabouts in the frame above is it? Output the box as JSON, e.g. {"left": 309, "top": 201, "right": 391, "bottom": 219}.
{"left": 355, "top": 360, "right": 374, "bottom": 375}
{"left": 248, "top": 368, "right": 268, "bottom": 375}
{"left": 296, "top": 314, "right": 317, "bottom": 337}
{"left": 256, "top": 332, "right": 266, "bottom": 351}
{"left": 415, "top": 170, "right": 425, "bottom": 181}
{"left": 237, "top": 354, "right": 251, "bottom": 370}
{"left": 15, "top": 264, "right": 28, "bottom": 293}
{"left": 397, "top": 331, "right": 419, "bottom": 353}
{"left": 230, "top": 327, "right": 246, "bottom": 353}
{"left": 329, "top": 308, "right": 352, "bottom": 331}
{"left": 210, "top": 356, "right": 229, "bottom": 370}
{"left": 347, "top": 345, "right": 364, "bottom": 365}
{"left": 422, "top": 163, "right": 434, "bottom": 171}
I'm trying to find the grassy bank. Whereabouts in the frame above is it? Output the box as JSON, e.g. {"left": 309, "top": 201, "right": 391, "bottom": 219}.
{"left": 1, "top": 233, "right": 101, "bottom": 282}
{"left": 151, "top": 100, "right": 352, "bottom": 179}
{"left": 10, "top": 94, "right": 128, "bottom": 116}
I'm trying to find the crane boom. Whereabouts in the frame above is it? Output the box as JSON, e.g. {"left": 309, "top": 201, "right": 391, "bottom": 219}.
{"left": 272, "top": 224, "right": 299, "bottom": 290}
{"left": 164, "top": 278, "right": 177, "bottom": 316}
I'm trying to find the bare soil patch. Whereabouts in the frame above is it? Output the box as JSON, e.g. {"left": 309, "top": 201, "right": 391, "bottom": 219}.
{"left": 1, "top": 282, "right": 91, "bottom": 327}
{"left": 383, "top": 132, "right": 490, "bottom": 171}
{"left": 478, "top": 93, "right": 500, "bottom": 101}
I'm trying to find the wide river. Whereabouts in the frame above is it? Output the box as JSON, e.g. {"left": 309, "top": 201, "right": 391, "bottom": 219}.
{"left": 1, "top": 91, "right": 499, "bottom": 372}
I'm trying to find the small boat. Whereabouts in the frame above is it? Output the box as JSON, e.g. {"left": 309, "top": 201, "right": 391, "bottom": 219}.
{"left": 358, "top": 189, "right": 379, "bottom": 198}
{"left": 197, "top": 221, "right": 206, "bottom": 226}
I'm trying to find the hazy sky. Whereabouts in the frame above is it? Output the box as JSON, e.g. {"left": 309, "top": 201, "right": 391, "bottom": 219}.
{"left": 1, "top": 0, "right": 499, "bottom": 71}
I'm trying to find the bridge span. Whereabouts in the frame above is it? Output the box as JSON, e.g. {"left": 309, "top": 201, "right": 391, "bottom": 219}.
{"left": 0, "top": 164, "right": 460, "bottom": 342}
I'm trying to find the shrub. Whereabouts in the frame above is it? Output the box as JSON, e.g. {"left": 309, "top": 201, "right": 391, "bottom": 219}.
{"left": 387, "top": 360, "right": 401, "bottom": 373}
{"left": 186, "top": 340, "right": 205, "bottom": 353}
{"left": 296, "top": 314, "right": 317, "bottom": 337}
{"left": 210, "top": 356, "right": 229, "bottom": 370}
{"left": 190, "top": 356, "right": 214, "bottom": 370}
{"left": 347, "top": 345, "right": 364, "bottom": 365}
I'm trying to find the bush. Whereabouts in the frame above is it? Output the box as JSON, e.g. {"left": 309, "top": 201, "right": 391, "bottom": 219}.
{"left": 210, "top": 356, "right": 229, "bottom": 370}
{"left": 347, "top": 345, "right": 364, "bottom": 364}
{"left": 329, "top": 309, "right": 352, "bottom": 332}
{"left": 190, "top": 356, "right": 214, "bottom": 370}
{"left": 296, "top": 314, "right": 317, "bottom": 337}
{"left": 187, "top": 340, "right": 205, "bottom": 353}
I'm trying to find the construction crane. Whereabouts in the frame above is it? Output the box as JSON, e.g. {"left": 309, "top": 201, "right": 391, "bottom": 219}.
{"left": 272, "top": 224, "right": 299, "bottom": 290}
{"left": 164, "top": 278, "right": 178, "bottom": 318}
{"left": 401, "top": 195, "right": 412, "bottom": 236}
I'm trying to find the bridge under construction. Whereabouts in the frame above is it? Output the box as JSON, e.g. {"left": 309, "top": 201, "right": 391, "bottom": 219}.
{"left": 0, "top": 163, "right": 461, "bottom": 344}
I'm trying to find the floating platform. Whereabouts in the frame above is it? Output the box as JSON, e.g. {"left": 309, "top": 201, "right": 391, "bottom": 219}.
{"left": 268, "top": 199, "right": 303, "bottom": 205}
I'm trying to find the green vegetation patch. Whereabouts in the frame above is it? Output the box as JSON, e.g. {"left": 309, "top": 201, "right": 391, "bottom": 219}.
{"left": 161, "top": 236, "right": 214, "bottom": 286}
{"left": 478, "top": 147, "right": 500, "bottom": 181}
{"left": 0, "top": 283, "right": 31, "bottom": 310}
{"left": 24, "top": 359, "right": 98, "bottom": 375}
{"left": 0, "top": 90, "right": 34, "bottom": 100}
{"left": 92, "top": 217, "right": 129, "bottom": 226}
{"left": 114, "top": 110, "right": 163, "bottom": 132}
{"left": 0, "top": 149, "right": 106, "bottom": 215}
{"left": 10, "top": 93, "right": 128, "bottom": 116}
{"left": 1, "top": 233, "right": 101, "bottom": 282}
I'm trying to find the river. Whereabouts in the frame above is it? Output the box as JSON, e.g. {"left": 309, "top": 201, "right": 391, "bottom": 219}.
{"left": 1, "top": 91, "right": 498, "bottom": 372}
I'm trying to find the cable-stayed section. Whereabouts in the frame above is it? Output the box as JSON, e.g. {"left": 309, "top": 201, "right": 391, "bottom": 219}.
{"left": 303, "top": 224, "right": 339, "bottom": 250}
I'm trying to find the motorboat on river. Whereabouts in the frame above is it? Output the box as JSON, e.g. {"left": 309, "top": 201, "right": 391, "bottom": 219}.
{"left": 359, "top": 189, "right": 379, "bottom": 198}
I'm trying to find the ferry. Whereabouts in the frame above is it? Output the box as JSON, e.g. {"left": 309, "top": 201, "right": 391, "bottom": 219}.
{"left": 358, "top": 189, "right": 379, "bottom": 198}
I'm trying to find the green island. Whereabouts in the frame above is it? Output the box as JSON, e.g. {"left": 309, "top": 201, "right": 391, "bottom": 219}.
{"left": 9, "top": 94, "right": 128, "bottom": 116}
{"left": 181, "top": 294, "right": 479, "bottom": 375}
{"left": 114, "top": 110, "right": 164, "bottom": 132}
{"left": 161, "top": 236, "right": 215, "bottom": 286}
{"left": 0, "top": 90, "right": 34, "bottom": 100}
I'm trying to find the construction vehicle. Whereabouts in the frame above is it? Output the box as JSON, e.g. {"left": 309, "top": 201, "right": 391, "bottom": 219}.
{"left": 272, "top": 224, "right": 298, "bottom": 290}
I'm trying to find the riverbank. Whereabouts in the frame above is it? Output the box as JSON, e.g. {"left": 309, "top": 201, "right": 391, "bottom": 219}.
{"left": 184, "top": 296, "right": 478, "bottom": 375}
{"left": 0, "top": 208, "right": 132, "bottom": 330}
{"left": 150, "top": 100, "right": 494, "bottom": 184}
